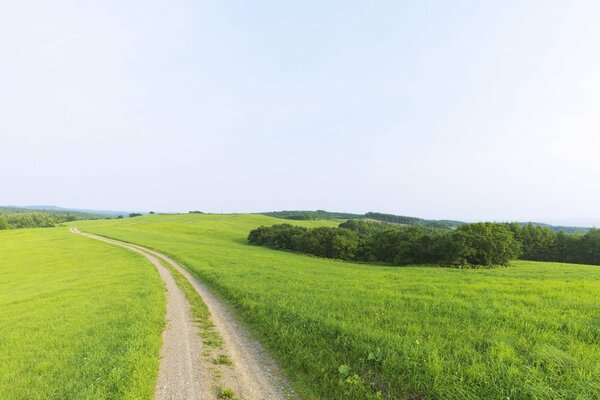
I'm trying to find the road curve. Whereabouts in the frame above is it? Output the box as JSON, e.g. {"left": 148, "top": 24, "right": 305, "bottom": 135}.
{"left": 70, "top": 227, "right": 299, "bottom": 400}
{"left": 71, "top": 228, "right": 208, "bottom": 400}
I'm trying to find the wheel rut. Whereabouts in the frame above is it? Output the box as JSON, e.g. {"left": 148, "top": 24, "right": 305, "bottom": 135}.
{"left": 70, "top": 227, "right": 298, "bottom": 400}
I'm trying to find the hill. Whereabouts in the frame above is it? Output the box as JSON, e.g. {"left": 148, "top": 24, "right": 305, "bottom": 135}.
{"left": 17, "top": 205, "right": 132, "bottom": 217}
{"left": 73, "top": 213, "right": 600, "bottom": 400}
{"left": 261, "top": 209, "right": 589, "bottom": 232}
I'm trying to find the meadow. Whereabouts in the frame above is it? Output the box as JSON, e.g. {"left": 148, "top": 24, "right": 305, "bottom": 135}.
{"left": 75, "top": 214, "right": 600, "bottom": 400}
{"left": 0, "top": 228, "right": 165, "bottom": 399}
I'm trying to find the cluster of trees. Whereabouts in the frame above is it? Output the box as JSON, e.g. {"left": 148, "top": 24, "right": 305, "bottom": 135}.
{"left": 0, "top": 206, "right": 111, "bottom": 221}
{"left": 248, "top": 221, "right": 522, "bottom": 267}
{"left": 0, "top": 208, "right": 121, "bottom": 230}
{"left": 0, "top": 212, "right": 57, "bottom": 229}
{"left": 249, "top": 224, "right": 360, "bottom": 260}
{"left": 249, "top": 220, "right": 600, "bottom": 267}
{"left": 505, "top": 223, "right": 600, "bottom": 265}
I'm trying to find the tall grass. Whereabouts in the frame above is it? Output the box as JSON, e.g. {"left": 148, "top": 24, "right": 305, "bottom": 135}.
{"left": 0, "top": 228, "right": 165, "bottom": 399}
{"left": 75, "top": 214, "right": 600, "bottom": 400}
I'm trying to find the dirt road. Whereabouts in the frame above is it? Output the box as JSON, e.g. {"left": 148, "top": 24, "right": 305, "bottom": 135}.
{"left": 70, "top": 227, "right": 297, "bottom": 400}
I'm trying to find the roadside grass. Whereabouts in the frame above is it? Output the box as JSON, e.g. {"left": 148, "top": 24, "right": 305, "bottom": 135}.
{"left": 139, "top": 240, "right": 237, "bottom": 400}
{"left": 160, "top": 257, "right": 224, "bottom": 348}
{"left": 214, "top": 354, "right": 233, "bottom": 365}
{"left": 74, "top": 214, "right": 600, "bottom": 400}
{"left": 216, "top": 386, "right": 239, "bottom": 399}
{"left": 0, "top": 228, "right": 165, "bottom": 400}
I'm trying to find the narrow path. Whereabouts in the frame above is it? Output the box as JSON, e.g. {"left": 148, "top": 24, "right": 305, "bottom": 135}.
{"left": 70, "top": 228, "right": 298, "bottom": 400}
{"left": 70, "top": 228, "right": 209, "bottom": 400}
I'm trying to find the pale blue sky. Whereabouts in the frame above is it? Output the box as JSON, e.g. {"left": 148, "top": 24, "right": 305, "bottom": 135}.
{"left": 1, "top": 1, "right": 599, "bottom": 224}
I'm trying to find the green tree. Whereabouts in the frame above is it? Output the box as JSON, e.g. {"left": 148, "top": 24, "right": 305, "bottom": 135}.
{"left": 453, "top": 223, "right": 522, "bottom": 267}
{"left": 0, "top": 215, "right": 8, "bottom": 230}
{"left": 581, "top": 228, "right": 600, "bottom": 265}
{"left": 330, "top": 228, "right": 359, "bottom": 260}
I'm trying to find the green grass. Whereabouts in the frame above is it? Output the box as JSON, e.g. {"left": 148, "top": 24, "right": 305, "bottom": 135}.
{"left": 217, "top": 387, "right": 238, "bottom": 399}
{"left": 159, "top": 253, "right": 224, "bottom": 348}
{"left": 74, "top": 214, "right": 600, "bottom": 400}
{"left": 0, "top": 228, "right": 165, "bottom": 400}
{"left": 214, "top": 354, "right": 233, "bottom": 366}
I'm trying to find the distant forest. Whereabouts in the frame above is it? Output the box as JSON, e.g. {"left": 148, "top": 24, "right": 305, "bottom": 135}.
{"left": 506, "top": 222, "right": 600, "bottom": 265}
{"left": 0, "top": 207, "right": 109, "bottom": 230}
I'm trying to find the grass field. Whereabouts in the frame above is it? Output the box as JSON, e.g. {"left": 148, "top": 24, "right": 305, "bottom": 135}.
{"left": 0, "top": 228, "right": 165, "bottom": 400}
{"left": 74, "top": 214, "right": 600, "bottom": 400}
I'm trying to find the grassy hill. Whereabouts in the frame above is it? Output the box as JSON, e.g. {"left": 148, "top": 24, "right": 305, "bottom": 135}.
{"left": 0, "top": 228, "right": 164, "bottom": 399}
{"left": 73, "top": 213, "right": 600, "bottom": 400}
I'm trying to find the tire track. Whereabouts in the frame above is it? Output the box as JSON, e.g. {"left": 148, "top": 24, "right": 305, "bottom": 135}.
{"left": 71, "top": 228, "right": 209, "bottom": 400}
{"left": 70, "top": 227, "right": 298, "bottom": 400}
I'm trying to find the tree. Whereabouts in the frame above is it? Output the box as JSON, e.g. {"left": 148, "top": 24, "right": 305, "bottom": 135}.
{"left": 453, "top": 223, "right": 522, "bottom": 267}
{"left": 553, "top": 231, "right": 581, "bottom": 263}
{"left": 0, "top": 215, "right": 8, "bottom": 230}
{"left": 6, "top": 212, "right": 54, "bottom": 228}
{"left": 248, "top": 226, "right": 271, "bottom": 245}
{"left": 581, "top": 228, "right": 600, "bottom": 265}
{"left": 330, "top": 228, "right": 359, "bottom": 260}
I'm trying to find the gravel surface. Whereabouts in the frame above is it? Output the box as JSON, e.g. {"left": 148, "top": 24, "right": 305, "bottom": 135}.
{"left": 71, "top": 227, "right": 299, "bottom": 400}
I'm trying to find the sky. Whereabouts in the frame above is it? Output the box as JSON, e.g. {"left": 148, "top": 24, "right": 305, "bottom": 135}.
{"left": 1, "top": 1, "right": 599, "bottom": 224}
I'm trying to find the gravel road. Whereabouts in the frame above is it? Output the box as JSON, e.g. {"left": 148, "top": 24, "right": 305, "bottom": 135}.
{"left": 70, "top": 227, "right": 298, "bottom": 400}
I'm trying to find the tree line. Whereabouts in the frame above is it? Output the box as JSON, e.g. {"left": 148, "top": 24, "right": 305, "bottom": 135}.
{"left": 0, "top": 212, "right": 57, "bottom": 229}
{"left": 249, "top": 220, "right": 600, "bottom": 267}
{"left": 248, "top": 221, "right": 522, "bottom": 267}
{"left": 505, "top": 223, "right": 600, "bottom": 265}
{"left": 0, "top": 209, "right": 114, "bottom": 230}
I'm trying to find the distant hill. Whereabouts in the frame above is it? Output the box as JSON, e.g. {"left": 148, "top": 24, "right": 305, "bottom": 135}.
{"left": 517, "top": 222, "right": 589, "bottom": 234}
{"left": 262, "top": 210, "right": 363, "bottom": 221}
{"left": 364, "top": 212, "right": 464, "bottom": 229}
{"left": 261, "top": 210, "right": 591, "bottom": 232}
{"left": 1, "top": 205, "right": 106, "bottom": 218}
{"left": 16, "top": 205, "right": 133, "bottom": 217}
{"left": 261, "top": 210, "right": 462, "bottom": 229}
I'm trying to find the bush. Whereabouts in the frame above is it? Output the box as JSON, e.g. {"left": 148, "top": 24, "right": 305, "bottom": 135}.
{"left": 294, "top": 227, "right": 359, "bottom": 260}
{"left": 248, "top": 224, "right": 307, "bottom": 250}
{"left": 248, "top": 225, "right": 359, "bottom": 260}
